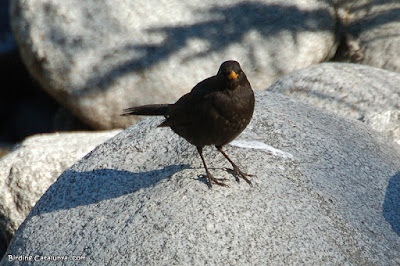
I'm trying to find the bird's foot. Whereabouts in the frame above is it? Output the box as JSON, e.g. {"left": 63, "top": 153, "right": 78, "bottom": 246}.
{"left": 202, "top": 170, "right": 229, "bottom": 188}
{"left": 225, "top": 166, "right": 254, "bottom": 185}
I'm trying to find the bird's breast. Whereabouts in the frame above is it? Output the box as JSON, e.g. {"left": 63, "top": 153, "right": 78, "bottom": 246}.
{"left": 209, "top": 87, "right": 254, "bottom": 145}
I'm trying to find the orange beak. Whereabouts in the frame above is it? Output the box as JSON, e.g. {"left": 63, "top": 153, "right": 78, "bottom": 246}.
{"left": 228, "top": 71, "right": 239, "bottom": 80}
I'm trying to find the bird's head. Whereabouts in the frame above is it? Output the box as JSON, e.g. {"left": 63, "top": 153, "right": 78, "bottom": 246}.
{"left": 217, "top": 60, "right": 247, "bottom": 89}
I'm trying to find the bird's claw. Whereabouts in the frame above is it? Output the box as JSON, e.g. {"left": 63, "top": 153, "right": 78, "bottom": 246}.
{"left": 202, "top": 171, "right": 229, "bottom": 188}
{"left": 224, "top": 167, "right": 254, "bottom": 185}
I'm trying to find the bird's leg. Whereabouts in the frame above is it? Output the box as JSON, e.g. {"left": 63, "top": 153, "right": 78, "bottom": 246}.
{"left": 216, "top": 146, "right": 253, "bottom": 185}
{"left": 197, "top": 147, "right": 228, "bottom": 187}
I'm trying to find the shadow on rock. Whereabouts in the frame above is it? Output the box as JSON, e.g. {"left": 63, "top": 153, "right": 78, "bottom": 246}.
{"left": 383, "top": 172, "right": 400, "bottom": 236}
{"left": 31, "top": 165, "right": 190, "bottom": 215}
{"left": 86, "top": 2, "right": 334, "bottom": 92}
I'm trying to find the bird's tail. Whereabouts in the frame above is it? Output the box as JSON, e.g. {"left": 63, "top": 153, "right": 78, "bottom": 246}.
{"left": 121, "top": 104, "right": 171, "bottom": 116}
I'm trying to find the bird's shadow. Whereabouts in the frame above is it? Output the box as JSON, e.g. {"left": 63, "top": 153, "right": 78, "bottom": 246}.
{"left": 31, "top": 164, "right": 190, "bottom": 216}
{"left": 383, "top": 172, "right": 400, "bottom": 236}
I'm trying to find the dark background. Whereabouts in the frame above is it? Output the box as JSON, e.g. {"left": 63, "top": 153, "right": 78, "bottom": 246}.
{"left": 0, "top": 0, "right": 90, "bottom": 158}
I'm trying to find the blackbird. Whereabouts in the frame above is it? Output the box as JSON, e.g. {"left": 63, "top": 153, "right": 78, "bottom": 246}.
{"left": 121, "top": 60, "right": 255, "bottom": 187}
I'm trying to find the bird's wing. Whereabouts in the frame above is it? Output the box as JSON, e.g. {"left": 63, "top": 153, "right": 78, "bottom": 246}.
{"left": 159, "top": 77, "right": 220, "bottom": 127}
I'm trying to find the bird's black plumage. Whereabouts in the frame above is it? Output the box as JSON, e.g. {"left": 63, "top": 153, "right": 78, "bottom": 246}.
{"left": 122, "top": 60, "right": 255, "bottom": 187}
